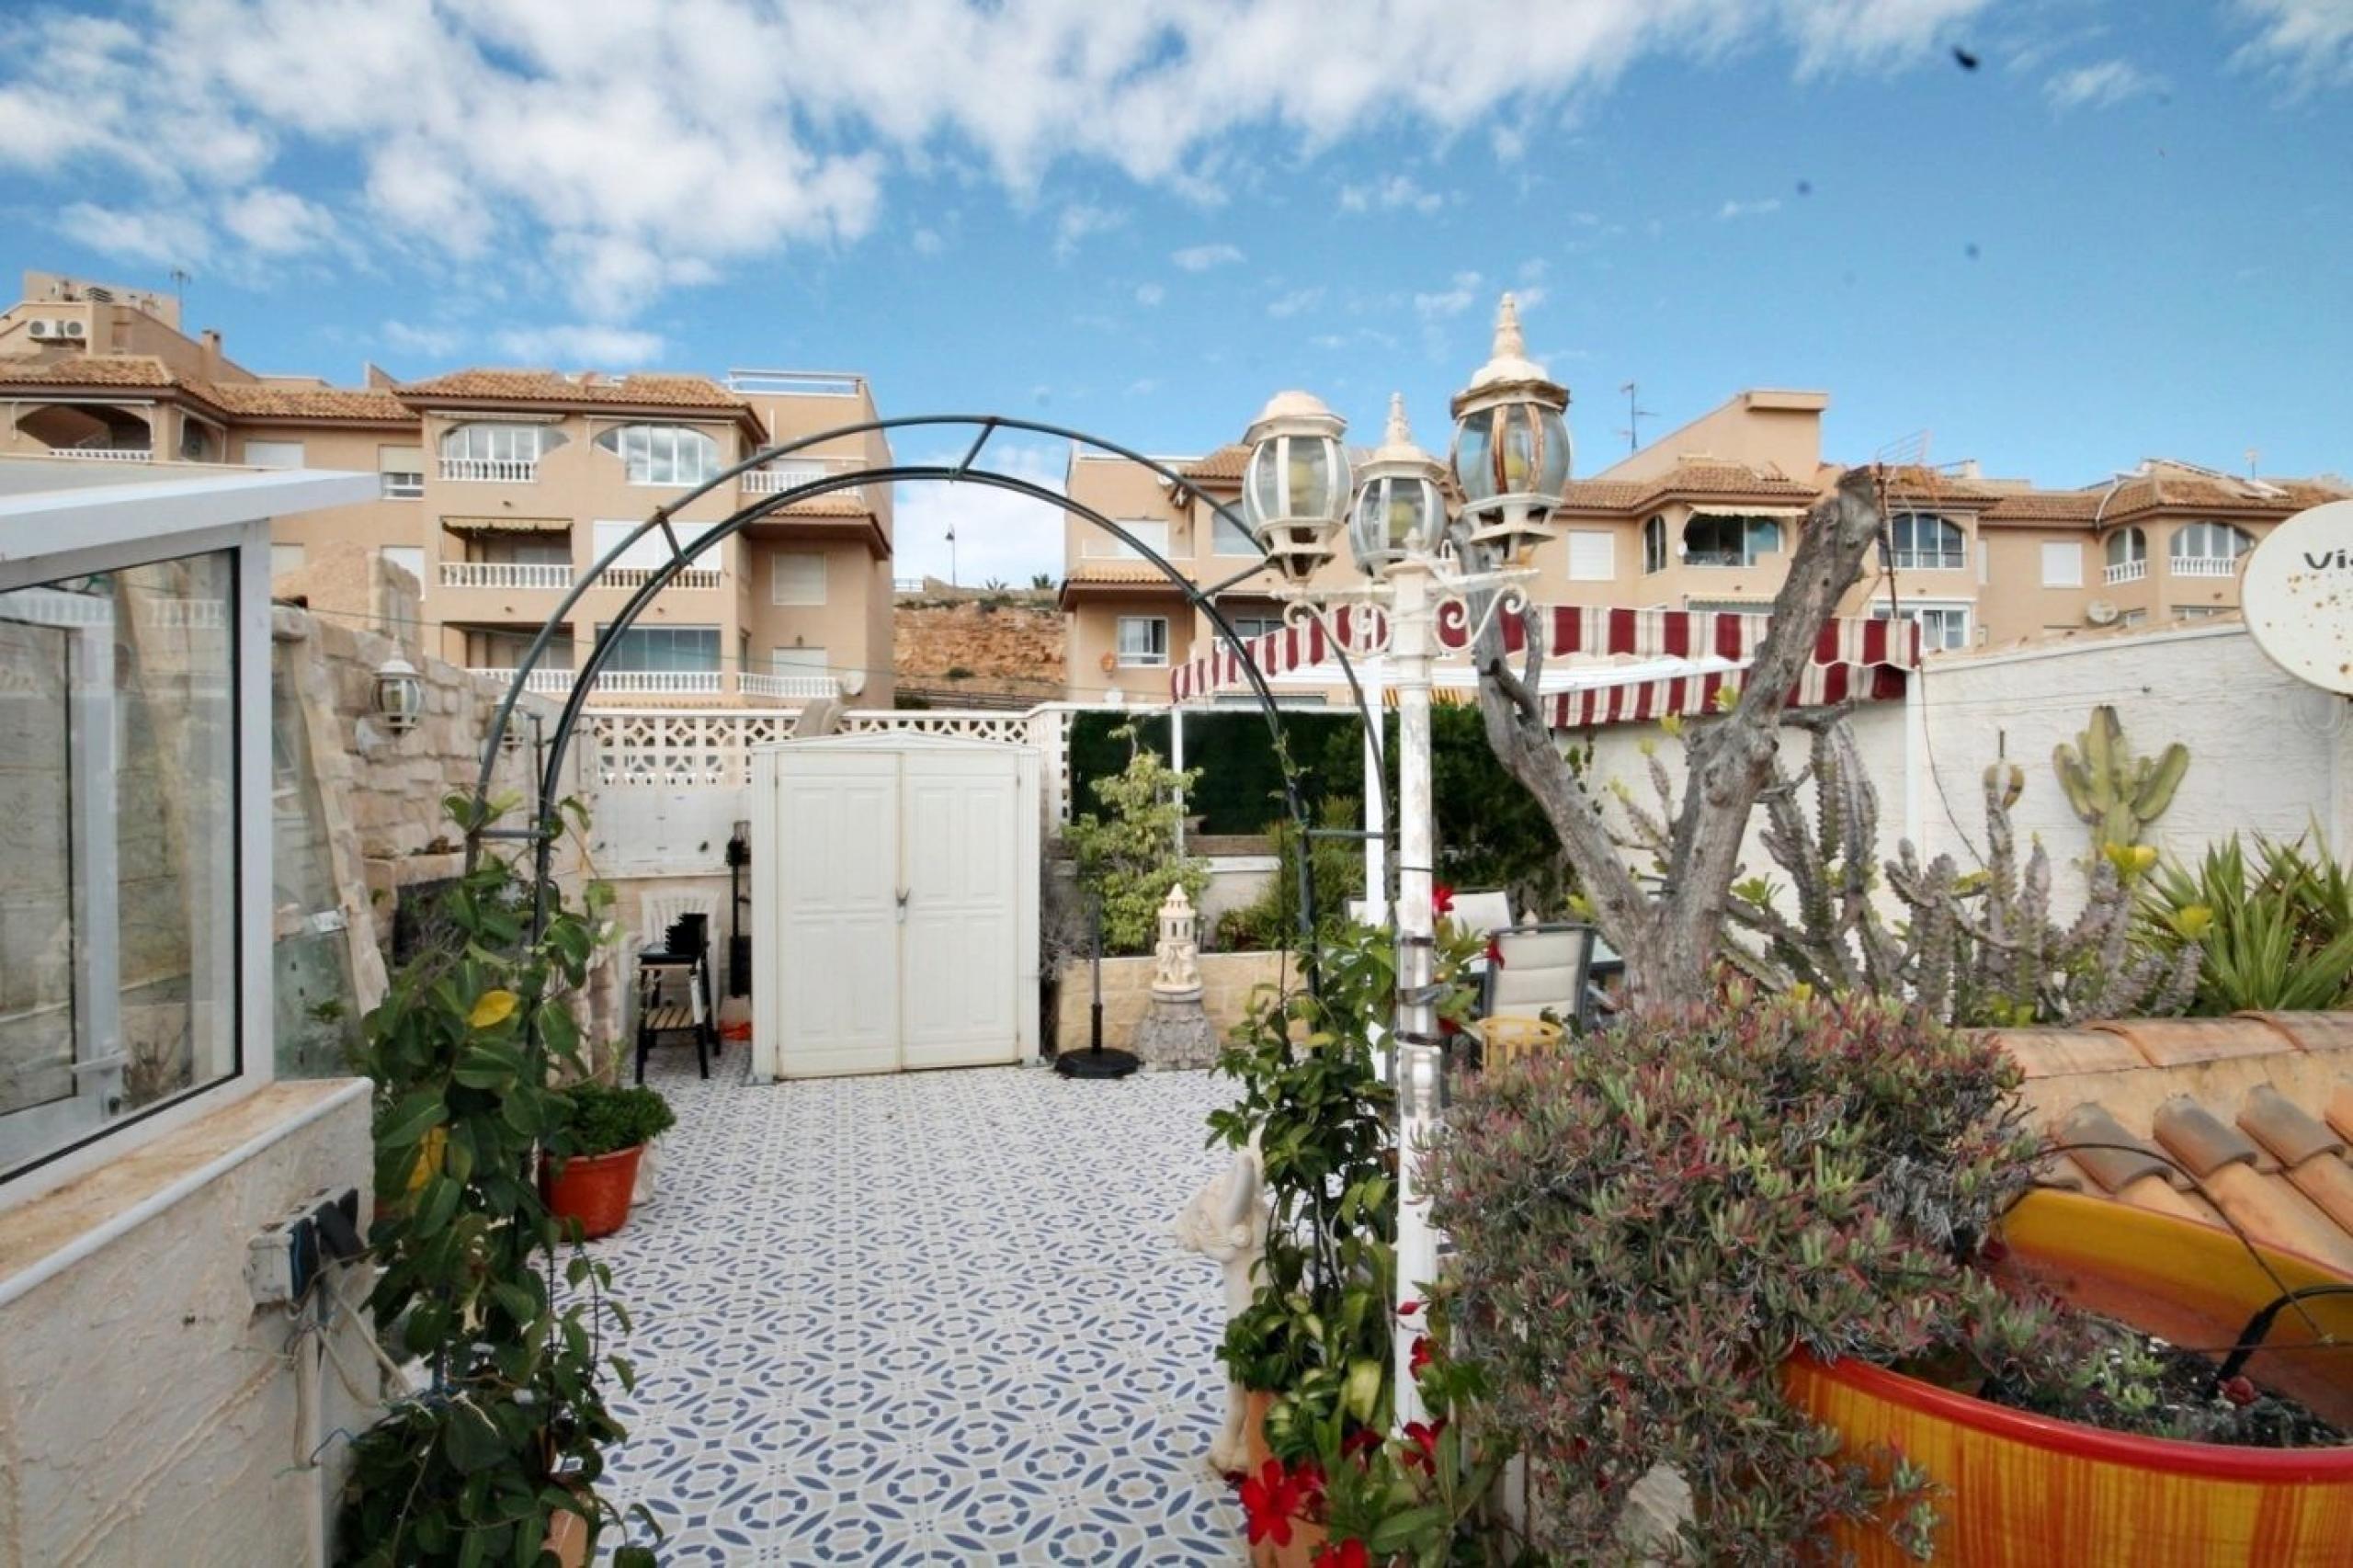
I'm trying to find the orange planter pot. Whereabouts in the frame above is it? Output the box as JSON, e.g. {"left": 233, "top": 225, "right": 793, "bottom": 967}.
{"left": 540, "top": 1145, "right": 645, "bottom": 1240}
{"left": 1242, "top": 1390, "right": 1333, "bottom": 1568}
{"left": 1785, "top": 1189, "right": 2353, "bottom": 1567}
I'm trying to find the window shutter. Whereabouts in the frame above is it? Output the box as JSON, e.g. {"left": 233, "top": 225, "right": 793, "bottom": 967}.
{"left": 377, "top": 445, "right": 425, "bottom": 473}
{"left": 244, "top": 439, "right": 304, "bottom": 469}
{"left": 771, "top": 552, "right": 827, "bottom": 606}
{"left": 2040, "top": 541, "right": 2083, "bottom": 587}
{"left": 1566, "top": 530, "right": 1615, "bottom": 582}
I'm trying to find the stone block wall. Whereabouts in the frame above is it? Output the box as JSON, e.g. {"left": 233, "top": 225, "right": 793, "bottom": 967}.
{"left": 1052, "top": 950, "right": 1292, "bottom": 1060}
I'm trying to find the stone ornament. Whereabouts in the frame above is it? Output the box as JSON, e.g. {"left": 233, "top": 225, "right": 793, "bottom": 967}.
{"left": 1172, "top": 1135, "right": 1268, "bottom": 1474}
{"left": 1151, "top": 883, "right": 1202, "bottom": 1000}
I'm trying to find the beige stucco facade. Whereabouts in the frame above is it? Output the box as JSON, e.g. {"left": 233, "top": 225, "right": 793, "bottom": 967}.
{"left": 1061, "top": 385, "right": 2347, "bottom": 702}
{"left": 0, "top": 271, "right": 897, "bottom": 711}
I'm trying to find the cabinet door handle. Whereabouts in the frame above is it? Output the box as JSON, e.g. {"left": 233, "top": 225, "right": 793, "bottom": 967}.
{"left": 895, "top": 888, "right": 910, "bottom": 924}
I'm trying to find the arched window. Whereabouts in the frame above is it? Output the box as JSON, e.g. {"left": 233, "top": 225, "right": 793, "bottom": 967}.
{"left": 1885, "top": 513, "right": 1966, "bottom": 571}
{"left": 598, "top": 423, "right": 720, "bottom": 486}
{"left": 1681, "top": 514, "right": 1781, "bottom": 568}
{"left": 2168, "top": 520, "right": 2254, "bottom": 576}
{"left": 2102, "top": 526, "right": 2147, "bottom": 584}
{"left": 439, "top": 421, "right": 564, "bottom": 480}
{"left": 1642, "top": 515, "right": 1666, "bottom": 574}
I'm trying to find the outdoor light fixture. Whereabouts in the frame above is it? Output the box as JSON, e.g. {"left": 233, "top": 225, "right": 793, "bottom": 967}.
{"left": 1347, "top": 393, "right": 1449, "bottom": 579}
{"left": 372, "top": 654, "right": 424, "bottom": 735}
{"left": 1449, "top": 292, "right": 1572, "bottom": 564}
{"left": 1242, "top": 389, "right": 1351, "bottom": 584}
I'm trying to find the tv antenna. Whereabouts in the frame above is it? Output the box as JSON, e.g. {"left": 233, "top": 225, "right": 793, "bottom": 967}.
{"left": 1617, "top": 381, "right": 1655, "bottom": 454}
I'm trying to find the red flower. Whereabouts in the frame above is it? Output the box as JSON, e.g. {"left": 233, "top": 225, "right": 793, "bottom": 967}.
{"left": 1431, "top": 884, "right": 1456, "bottom": 917}
{"left": 2221, "top": 1376, "right": 2259, "bottom": 1408}
{"left": 1340, "top": 1427, "right": 1382, "bottom": 1464}
{"left": 1397, "top": 1299, "right": 1422, "bottom": 1318}
{"left": 1409, "top": 1335, "right": 1435, "bottom": 1377}
{"left": 1400, "top": 1418, "right": 1447, "bottom": 1474}
{"left": 1485, "top": 935, "right": 1505, "bottom": 968}
{"left": 1979, "top": 1239, "right": 2009, "bottom": 1265}
{"left": 1238, "top": 1459, "right": 1299, "bottom": 1547}
{"left": 1312, "top": 1540, "right": 1371, "bottom": 1568}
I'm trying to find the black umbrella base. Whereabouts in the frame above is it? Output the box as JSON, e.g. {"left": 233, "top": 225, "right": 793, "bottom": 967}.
{"left": 1054, "top": 1048, "right": 1141, "bottom": 1080}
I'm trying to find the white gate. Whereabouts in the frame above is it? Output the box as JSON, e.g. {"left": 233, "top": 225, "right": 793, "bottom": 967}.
{"left": 751, "top": 733, "right": 1040, "bottom": 1079}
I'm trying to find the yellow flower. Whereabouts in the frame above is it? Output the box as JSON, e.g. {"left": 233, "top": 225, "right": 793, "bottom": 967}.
{"left": 467, "top": 989, "right": 519, "bottom": 1030}
{"left": 2170, "top": 904, "right": 2214, "bottom": 941}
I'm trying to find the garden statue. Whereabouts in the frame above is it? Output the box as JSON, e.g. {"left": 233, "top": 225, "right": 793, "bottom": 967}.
{"left": 1132, "top": 883, "right": 1219, "bottom": 1068}
{"left": 1172, "top": 1134, "right": 1267, "bottom": 1474}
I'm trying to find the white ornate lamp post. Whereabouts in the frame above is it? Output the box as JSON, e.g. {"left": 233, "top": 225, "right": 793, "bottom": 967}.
{"left": 1242, "top": 295, "right": 1571, "bottom": 1424}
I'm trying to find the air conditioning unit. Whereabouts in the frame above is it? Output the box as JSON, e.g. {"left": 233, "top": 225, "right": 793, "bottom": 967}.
{"left": 23, "top": 318, "right": 62, "bottom": 340}
{"left": 59, "top": 319, "right": 87, "bottom": 340}
{"left": 2085, "top": 599, "right": 2120, "bottom": 627}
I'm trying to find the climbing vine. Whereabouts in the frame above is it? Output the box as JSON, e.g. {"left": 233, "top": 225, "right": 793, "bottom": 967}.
{"left": 339, "top": 794, "right": 655, "bottom": 1566}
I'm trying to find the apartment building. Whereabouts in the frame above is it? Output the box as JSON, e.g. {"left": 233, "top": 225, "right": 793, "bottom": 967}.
{"left": 1059, "top": 384, "right": 2347, "bottom": 699}
{"left": 0, "top": 270, "right": 894, "bottom": 709}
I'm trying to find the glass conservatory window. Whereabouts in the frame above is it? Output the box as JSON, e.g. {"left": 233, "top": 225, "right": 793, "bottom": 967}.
{"left": 1, "top": 551, "right": 241, "bottom": 1181}
{"left": 1886, "top": 513, "right": 1968, "bottom": 571}
{"left": 1682, "top": 514, "right": 1781, "bottom": 568}
{"left": 2169, "top": 520, "right": 2253, "bottom": 562}
{"left": 597, "top": 423, "right": 721, "bottom": 486}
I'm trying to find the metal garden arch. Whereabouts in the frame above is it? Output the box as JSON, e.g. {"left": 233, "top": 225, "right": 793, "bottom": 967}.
{"left": 464, "top": 414, "right": 1393, "bottom": 986}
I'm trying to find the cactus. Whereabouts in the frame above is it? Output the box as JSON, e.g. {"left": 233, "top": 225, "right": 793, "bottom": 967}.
{"left": 2053, "top": 705, "right": 2189, "bottom": 854}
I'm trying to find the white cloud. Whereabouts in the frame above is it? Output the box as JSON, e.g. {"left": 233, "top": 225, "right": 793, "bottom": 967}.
{"left": 2045, "top": 59, "right": 2164, "bottom": 109}
{"left": 382, "top": 320, "right": 462, "bottom": 357}
{"left": 1415, "top": 270, "right": 1483, "bottom": 318}
{"left": 0, "top": 0, "right": 2004, "bottom": 324}
{"left": 892, "top": 441, "right": 1067, "bottom": 585}
{"left": 2233, "top": 0, "right": 2353, "bottom": 89}
{"left": 55, "top": 201, "right": 209, "bottom": 267}
{"left": 1514, "top": 285, "right": 1549, "bottom": 311}
{"left": 1267, "top": 286, "right": 1324, "bottom": 318}
{"left": 1052, "top": 202, "right": 1126, "bottom": 262}
{"left": 912, "top": 227, "right": 944, "bottom": 255}
{"left": 1126, "top": 378, "right": 1157, "bottom": 395}
{"left": 1337, "top": 174, "right": 1446, "bottom": 214}
{"left": 1134, "top": 281, "right": 1165, "bottom": 306}
{"left": 1718, "top": 197, "right": 1783, "bottom": 219}
{"left": 492, "top": 324, "right": 668, "bottom": 366}
{"left": 221, "top": 186, "right": 336, "bottom": 255}
{"left": 1172, "top": 242, "right": 1245, "bottom": 271}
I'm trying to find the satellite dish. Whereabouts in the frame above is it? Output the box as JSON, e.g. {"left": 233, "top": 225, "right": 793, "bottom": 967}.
{"left": 2085, "top": 599, "right": 2120, "bottom": 627}
{"left": 839, "top": 669, "right": 867, "bottom": 698}
{"left": 2244, "top": 500, "right": 2353, "bottom": 696}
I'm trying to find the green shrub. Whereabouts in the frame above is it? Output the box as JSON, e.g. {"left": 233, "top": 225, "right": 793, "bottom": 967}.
{"left": 2140, "top": 832, "right": 2353, "bottom": 1014}
{"left": 1064, "top": 723, "right": 1210, "bottom": 953}
{"left": 559, "top": 1082, "right": 676, "bottom": 1156}
{"left": 1426, "top": 991, "right": 2077, "bottom": 1560}
{"left": 1214, "top": 799, "right": 1366, "bottom": 951}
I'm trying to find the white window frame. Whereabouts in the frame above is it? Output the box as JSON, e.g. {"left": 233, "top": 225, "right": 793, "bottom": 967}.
{"left": 1115, "top": 615, "right": 1170, "bottom": 666}
{"left": 2106, "top": 526, "right": 2148, "bottom": 566}
{"left": 0, "top": 511, "right": 277, "bottom": 1203}
{"left": 2039, "top": 540, "right": 2083, "bottom": 588}
{"left": 1886, "top": 513, "right": 1968, "bottom": 572}
{"left": 2169, "top": 520, "right": 2253, "bottom": 562}
{"left": 1681, "top": 514, "right": 1781, "bottom": 568}
{"left": 770, "top": 551, "right": 827, "bottom": 607}
{"left": 1872, "top": 600, "right": 1972, "bottom": 652}
{"left": 1642, "top": 517, "right": 1667, "bottom": 575}
{"left": 601, "top": 423, "right": 722, "bottom": 487}
{"left": 380, "top": 472, "right": 424, "bottom": 499}
{"left": 1212, "top": 511, "right": 1257, "bottom": 557}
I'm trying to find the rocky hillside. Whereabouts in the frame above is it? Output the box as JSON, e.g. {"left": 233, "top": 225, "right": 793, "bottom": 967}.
{"left": 892, "top": 579, "right": 1064, "bottom": 706}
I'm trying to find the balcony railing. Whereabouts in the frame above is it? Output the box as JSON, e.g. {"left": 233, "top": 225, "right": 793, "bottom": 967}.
{"left": 2171, "top": 555, "right": 2242, "bottom": 579}
{"left": 441, "top": 562, "right": 574, "bottom": 590}
{"left": 439, "top": 458, "right": 538, "bottom": 483}
{"left": 470, "top": 667, "right": 576, "bottom": 695}
{"left": 60, "top": 445, "right": 153, "bottom": 461}
{"left": 597, "top": 565, "right": 723, "bottom": 590}
{"left": 743, "top": 462, "right": 865, "bottom": 500}
{"left": 2103, "top": 558, "right": 2149, "bottom": 585}
{"left": 594, "top": 670, "right": 726, "bottom": 696}
{"left": 738, "top": 672, "right": 840, "bottom": 700}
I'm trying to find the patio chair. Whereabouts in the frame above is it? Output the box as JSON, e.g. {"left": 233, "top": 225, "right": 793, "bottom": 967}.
{"left": 634, "top": 911, "right": 716, "bottom": 1084}
{"left": 1480, "top": 921, "right": 1597, "bottom": 1036}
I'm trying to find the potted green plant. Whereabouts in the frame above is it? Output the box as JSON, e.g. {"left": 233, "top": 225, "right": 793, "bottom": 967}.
{"left": 1425, "top": 988, "right": 2353, "bottom": 1564}
{"left": 542, "top": 1081, "right": 676, "bottom": 1240}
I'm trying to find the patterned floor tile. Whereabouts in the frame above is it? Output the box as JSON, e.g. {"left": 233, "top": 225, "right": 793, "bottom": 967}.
{"left": 586, "top": 1049, "right": 1246, "bottom": 1563}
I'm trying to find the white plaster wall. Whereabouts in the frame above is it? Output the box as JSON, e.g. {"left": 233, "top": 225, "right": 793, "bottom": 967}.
{"left": 0, "top": 1082, "right": 375, "bottom": 1567}
{"left": 1568, "top": 625, "right": 2348, "bottom": 914}
{"left": 587, "top": 787, "right": 745, "bottom": 879}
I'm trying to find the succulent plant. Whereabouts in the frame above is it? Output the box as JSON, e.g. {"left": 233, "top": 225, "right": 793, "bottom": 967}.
{"left": 2053, "top": 704, "right": 2189, "bottom": 854}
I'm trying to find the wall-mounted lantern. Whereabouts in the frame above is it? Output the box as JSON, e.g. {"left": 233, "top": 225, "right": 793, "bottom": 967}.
{"left": 372, "top": 655, "right": 424, "bottom": 735}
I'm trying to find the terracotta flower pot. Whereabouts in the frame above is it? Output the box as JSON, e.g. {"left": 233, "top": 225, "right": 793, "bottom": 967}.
{"left": 540, "top": 1145, "right": 645, "bottom": 1240}
{"left": 1785, "top": 1188, "right": 2353, "bottom": 1566}
{"left": 1242, "top": 1390, "right": 1332, "bottom": 1568}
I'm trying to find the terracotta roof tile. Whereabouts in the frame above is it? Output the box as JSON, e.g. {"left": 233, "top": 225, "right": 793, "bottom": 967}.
{"left": 1181, "top": 444, "right": 1248, "bottom": 483}
{"left": 1875, "top": 464, "right": 2005, "bottom": 504}
{"left": 1979, "top": 491, "right": 2109, "bottom": 525}
{"left": 767, "top": 494, "right": 871, "bottom": 518}
{"left": 0, "top": 352, "right": 188, "bottom": 389}
{"left": 200, "top": 382, "right": 413, "bottom": 422}
{"left": 397, "top": 369, "right": 748, "bottom": 411}
{"left": 1554, "top": 460, "right": 1817, "bottom": 516}
{"left": 2006, "top": 1011, "right": 2353, "bottom": 1272}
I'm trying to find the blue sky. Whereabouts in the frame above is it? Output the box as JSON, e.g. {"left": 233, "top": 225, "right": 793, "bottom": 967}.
{"left": 1, "top": 1, "right": 2347, "bottom": 583}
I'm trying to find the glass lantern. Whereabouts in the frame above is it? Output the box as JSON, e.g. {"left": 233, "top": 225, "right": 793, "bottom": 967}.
{"left": 1347, "top": 393, "right": 1448, "bottom": 578}
{"left": 372, "top": 654, "right": 425, "bottom": 735}
{"left": 1241, "top": 390, "right": 1350, "bottom": 583}
{"left": 1449, "top": 292, "right": 1572, "bottom": 564}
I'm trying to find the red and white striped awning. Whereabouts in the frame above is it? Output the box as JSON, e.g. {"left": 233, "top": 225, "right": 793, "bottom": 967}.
{"left": 1168, "top": 605, "right": 1919, "bottom": 730}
